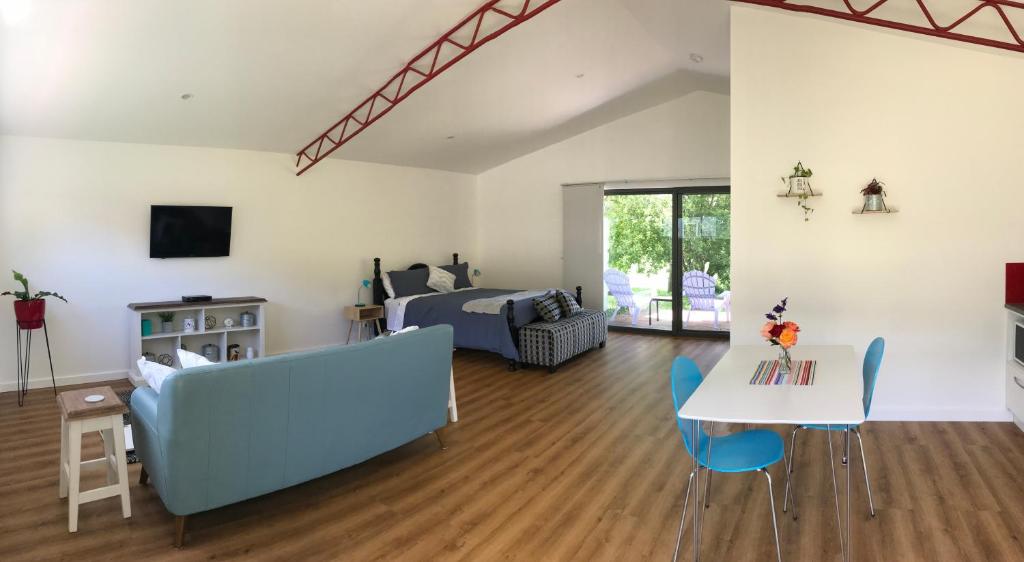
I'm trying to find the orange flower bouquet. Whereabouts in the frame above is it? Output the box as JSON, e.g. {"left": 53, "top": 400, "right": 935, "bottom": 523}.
{"left": 761, "top": 297, "right": 800, "bottom": 374}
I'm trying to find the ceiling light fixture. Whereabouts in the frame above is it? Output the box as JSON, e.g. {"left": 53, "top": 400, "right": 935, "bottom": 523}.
{"left": 180, "top": 93, "right": 194, "bottom": 101}
{"left": 689, "top": 53, "right": 704, "bottom": 63}
{"left": 1, "top": 0, "right": 32, "bottom": 26}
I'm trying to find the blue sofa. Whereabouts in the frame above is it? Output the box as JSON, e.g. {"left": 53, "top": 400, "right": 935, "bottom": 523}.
{"left": 130, "top": 325, "right": 453, "bottom": 546}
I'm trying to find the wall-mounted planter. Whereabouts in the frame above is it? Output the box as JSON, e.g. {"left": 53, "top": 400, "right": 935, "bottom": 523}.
{"left": 853, "top": 178, "right": 897, "bottom": 214}
{"left": 778, "top": 161, "right": 818, "bottom": 221}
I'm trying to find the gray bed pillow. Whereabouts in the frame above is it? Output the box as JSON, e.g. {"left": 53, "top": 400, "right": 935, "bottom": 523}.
{"left": 387, "top": 268, "right": 436, "bottom": 298}
{"left": 440, "top": 262, "right": 473, "bottom": 289}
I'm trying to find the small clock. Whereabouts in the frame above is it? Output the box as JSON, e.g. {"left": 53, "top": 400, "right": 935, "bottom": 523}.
{"left": 223, "top": 317, "right": 235, "bottom": 328}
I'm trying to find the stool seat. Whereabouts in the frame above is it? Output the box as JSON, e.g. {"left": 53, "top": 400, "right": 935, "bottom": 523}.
{"left": 58, "top": 386, "right": 132, "bottom": 533}
{"left": 58, "top": 387, "right": 127, "bottom": 420}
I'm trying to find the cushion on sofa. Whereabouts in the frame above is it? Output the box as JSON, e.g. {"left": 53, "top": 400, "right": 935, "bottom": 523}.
{"left": 533, "top": 293, "right": 562, "bottom": 322}
{"left": 555, "top": 289, "right": 583, "bottom": 317}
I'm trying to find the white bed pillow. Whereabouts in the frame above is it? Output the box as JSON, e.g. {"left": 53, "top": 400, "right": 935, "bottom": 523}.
{"left": 137, "top": 357, "right": 177, "bottom": 394}
{"left": 382, "top": 272, "right": 395, "bottom": 299}
{"left": 426, "top": 266, "right": 456, "bottom": 293}
{"left": 177, "top": 348, "right": 214, "bottom": 369}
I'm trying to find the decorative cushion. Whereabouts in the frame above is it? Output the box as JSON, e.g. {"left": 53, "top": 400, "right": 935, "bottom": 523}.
{"left": 440, "top": 262, "right": 473, "bottom": 289}
{"left": 177, "top": 348, "right": 214, "bottom": 369}
{"left": 426, "top": 266, "right": 457, "bottom": 293}
{"left": 533, "top": 293, "right": 562, "bottom": 322}
{"left": 386, "top": 268, "right": 435, "bottom": 298}
{"left": 137, "top": 357, "right": 176, "bottom": 394}
{"left": 555, "top": 289, "right": 583, "bottom": 317}
{"left": 382, "top": 272, "right": 396, "bottom": 299}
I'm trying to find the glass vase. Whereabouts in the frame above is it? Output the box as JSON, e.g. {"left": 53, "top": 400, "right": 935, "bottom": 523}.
{"left": 778, "top": 347, "right": 792, "bottom": 375}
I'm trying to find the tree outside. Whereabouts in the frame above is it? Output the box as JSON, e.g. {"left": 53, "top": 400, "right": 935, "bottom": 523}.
{"left": 604, "top": 193, "right": 730, "bottom": 297}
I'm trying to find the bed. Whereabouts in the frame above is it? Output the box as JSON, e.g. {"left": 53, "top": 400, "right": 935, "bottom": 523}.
{"left": 372, "top": 253, "right": 582, "bottom": 370}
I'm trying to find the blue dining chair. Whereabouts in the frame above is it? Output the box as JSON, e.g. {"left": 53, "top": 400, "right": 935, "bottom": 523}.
{"left": 783, "top": 337, "right": 885, "bottom": 519}
{"left": 670, "top": 356, "right": 787, "bottom": 562}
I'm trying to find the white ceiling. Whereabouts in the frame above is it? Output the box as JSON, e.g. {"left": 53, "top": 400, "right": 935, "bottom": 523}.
{"left": 0, "top": 0, "right": 730, "bottom": 174}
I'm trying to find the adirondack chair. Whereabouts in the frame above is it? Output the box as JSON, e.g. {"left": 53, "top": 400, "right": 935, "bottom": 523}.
{"left": 604, "top": 269, "right": 650, "bottom": 326}
{"left": 682, "top": 270, "right": 729, "bottom": 329}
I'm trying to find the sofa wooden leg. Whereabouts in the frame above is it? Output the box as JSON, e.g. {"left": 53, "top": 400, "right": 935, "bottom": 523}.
{"left": 139, "top": 466, "right": 149, "bottom": 485}
{"left": 432, "top": 430, "right": 447, "bottom": 451}
{"left": 174, "top": 515, "right": 188, "bottom": 548}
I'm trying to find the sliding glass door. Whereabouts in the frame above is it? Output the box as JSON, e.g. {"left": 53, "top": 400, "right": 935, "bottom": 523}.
{"left": 603, "top": 186, "right": 730, "bottom": 336}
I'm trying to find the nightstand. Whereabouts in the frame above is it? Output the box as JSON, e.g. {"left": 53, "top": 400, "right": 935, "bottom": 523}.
{"left": 344, "top": 305, "right": 384, "bottom": 344}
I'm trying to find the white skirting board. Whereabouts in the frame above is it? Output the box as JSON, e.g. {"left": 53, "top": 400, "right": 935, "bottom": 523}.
{"left": 869, "top": 406, "right": 1012, "bottom": 422}
{"left": 0, "top": 370, "right": 128, "bottom": 393}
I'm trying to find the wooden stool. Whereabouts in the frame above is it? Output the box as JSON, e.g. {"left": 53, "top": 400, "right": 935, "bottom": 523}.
{"left": 58, "top": 386, "right": 131, "bottom": 532}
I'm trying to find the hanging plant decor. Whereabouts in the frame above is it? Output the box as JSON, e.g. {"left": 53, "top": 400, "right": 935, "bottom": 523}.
{"left": 779, "top": 161, "right": 817, "bottom": 221}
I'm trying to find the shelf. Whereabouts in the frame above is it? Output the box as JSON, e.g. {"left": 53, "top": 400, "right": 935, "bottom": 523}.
{"left": 852, "top": 208, "right": 898, "bottom": 214}
{"left": 128, "top": 296, "right": 267, "bottom": 312}
{"left": 142, "top": 326, "right": 260, "bottom": 340}
{"left": 777, "top": 191, "right": 822, "bottom": 198}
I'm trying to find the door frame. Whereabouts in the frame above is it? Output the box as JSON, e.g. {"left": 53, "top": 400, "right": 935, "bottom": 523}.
{"left": 604, "top": 185, "right": 730, "bottom": 338}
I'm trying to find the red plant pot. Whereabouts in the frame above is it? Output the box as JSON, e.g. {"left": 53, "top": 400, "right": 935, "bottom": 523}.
{"left": 13, "top": 299, "right": 46, "bottom": 330}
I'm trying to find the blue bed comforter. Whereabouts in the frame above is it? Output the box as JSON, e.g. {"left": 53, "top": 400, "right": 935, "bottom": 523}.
{"left": 402, "top": 288, "right": 538, "bottom": 360}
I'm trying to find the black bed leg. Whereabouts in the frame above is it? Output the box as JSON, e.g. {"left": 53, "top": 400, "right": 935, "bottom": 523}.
{"left": 508, "top": 360, "right": 518, "bottom": 372}
{"left": 599, "top": 341, "right": 606, "bottom": 348}
{"left": 548, "top": 366, "right": 557, "bottom": 374}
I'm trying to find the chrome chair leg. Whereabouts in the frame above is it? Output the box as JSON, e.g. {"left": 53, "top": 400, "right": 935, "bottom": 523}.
{"left": 853, "top": 428, "right": 876, "bottom": 517}
{"left": 760, "top": 468, "right": 783, "bottom": 562}
{"left": 783, "top": 426, "right": 801, "bottom": 519}
{"left": 672, "top": 470, "right": 697, "bottom": 562}
{"left": 841, "top": 426, "right": 849, "bottom": 465}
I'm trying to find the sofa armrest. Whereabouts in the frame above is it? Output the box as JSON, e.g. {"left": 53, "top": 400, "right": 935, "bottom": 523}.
{"left": 129, "top": 387, "right": 167, "bottom": 494}
{"left": 131, "top": 386, "right": 159, "bottom": 425}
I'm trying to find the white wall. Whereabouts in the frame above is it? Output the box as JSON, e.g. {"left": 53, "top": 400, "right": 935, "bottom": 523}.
{"left": 475, "top": 90, "right": 730, "bottom": 307}
{"left": 731, "top": 6, "right": 1024, "bottom": 420}
{"left": 0, "top": 136, "right": 477, "bottom": 390}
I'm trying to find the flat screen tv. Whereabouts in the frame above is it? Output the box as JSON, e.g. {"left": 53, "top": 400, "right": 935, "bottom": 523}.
{"left": 150, "top": 205, "right": 232, "bottom": 258}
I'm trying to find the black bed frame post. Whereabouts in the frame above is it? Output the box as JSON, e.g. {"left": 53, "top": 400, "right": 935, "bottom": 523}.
{"left": 506, "top": 298, "right": 519, "bottom": 371}
{"left": 453, "top": 253, "right": 459, "bottom": 265}
{"left": 575, "top": 285, "right": 583, "bottom": 307}
{"left": 372, "top": 257, "right": 384, "bottom": 306}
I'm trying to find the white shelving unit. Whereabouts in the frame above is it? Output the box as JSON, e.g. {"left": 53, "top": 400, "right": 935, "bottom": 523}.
{"left": 127, "top": 297, "right": 267, "bottom": 387}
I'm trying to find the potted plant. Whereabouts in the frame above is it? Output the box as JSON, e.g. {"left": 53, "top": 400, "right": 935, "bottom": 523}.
{"left": 783, "top": 161, "right": 814, "bottom": 195}
{"left": 158, "top": 311, "right": 176, "bottom": 333}
{"left": 780, "top": 161, "right": 816, "bottom": 221}
{"left": 860, "top": 178, "right": 887, "bottom": 212}
{"left": 1, "top": 271, "right": 67, "bottom": 329}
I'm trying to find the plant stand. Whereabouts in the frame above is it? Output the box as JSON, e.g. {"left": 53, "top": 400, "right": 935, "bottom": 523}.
{"left": 14, "top": 319, "right": 57, "bottom": 407}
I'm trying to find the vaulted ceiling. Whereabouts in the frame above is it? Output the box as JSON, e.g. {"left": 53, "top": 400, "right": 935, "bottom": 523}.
{"left": 0, "top": 0, "right": 729, "bottom": 173}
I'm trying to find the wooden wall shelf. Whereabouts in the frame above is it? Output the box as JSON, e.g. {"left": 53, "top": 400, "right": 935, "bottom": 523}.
{"left": 777, "top": 192, "right": 822, "bottom": 198}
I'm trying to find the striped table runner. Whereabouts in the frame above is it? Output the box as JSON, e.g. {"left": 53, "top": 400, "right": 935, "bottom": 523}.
{"left": 750, "top": 359, "right": 816, "bottom": 385}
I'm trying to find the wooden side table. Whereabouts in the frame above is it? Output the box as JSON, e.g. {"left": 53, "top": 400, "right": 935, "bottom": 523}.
{"left": 58, "top": 386, "right": 131, "bottom": 532}
{"left": 344, "top": 305, "right": 384, "bottom": 344}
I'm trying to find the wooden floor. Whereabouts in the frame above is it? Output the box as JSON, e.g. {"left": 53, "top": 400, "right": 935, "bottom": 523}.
{"left": 2, "top": 333, "right": 1024, "bottom": 561}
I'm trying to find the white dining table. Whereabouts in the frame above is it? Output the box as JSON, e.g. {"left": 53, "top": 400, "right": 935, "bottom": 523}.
{"left": 677, "top": 345, "right": 865, "bottom": 562}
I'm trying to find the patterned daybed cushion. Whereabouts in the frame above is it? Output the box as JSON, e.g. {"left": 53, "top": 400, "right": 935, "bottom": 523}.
{"left": 519, "top": 309, "right": 607, "bottom": 372}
